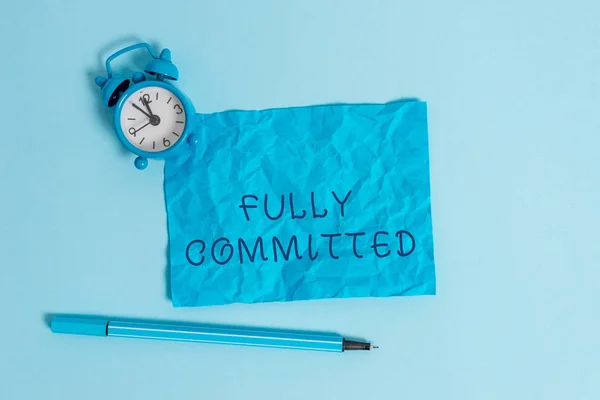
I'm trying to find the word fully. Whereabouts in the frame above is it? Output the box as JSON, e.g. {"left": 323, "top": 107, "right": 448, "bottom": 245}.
{"left": 238, "top": 190, "right": 352, "bottom": 221}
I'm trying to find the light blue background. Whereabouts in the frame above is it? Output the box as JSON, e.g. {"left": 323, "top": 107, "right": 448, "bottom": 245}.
{"left": 1, "top": 1, "right": 598, "bottom": 399}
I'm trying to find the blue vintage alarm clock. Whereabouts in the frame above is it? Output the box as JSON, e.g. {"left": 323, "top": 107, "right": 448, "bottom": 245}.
{"left": 95, "top": 42, "right": 198, "bottom": 170}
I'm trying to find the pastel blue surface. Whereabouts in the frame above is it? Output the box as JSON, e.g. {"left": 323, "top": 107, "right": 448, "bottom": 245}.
{"left": 2, "top": 1, "right": 600, "bottom": 400}
{"left": 165, "top": 101, "right": 435, "bottom": 306}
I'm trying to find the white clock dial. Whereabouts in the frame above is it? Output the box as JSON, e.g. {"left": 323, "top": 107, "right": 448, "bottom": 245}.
{"left": 119, "top": 86, "right": 186, "bottom": 153}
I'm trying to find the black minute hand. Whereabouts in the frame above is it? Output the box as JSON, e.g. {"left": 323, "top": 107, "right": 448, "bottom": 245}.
{"left": 132, "top": 103, "right": 151, "bottom": 118}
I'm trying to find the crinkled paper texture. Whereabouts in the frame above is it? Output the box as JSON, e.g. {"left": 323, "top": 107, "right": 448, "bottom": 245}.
{"left": 164, "top": 100, "right": 435, "bottom": 307}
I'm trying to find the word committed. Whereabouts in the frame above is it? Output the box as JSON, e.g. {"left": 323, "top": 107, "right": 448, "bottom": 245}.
{"left": 185, "top": 190, "right": 416, "bottom": 266}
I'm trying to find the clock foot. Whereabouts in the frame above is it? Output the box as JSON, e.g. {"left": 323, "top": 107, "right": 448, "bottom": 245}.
{"left": 134, "top": 156, "right": 148, "bottom": 170}
{"left": 187, "top": 134, "right": 199, "bottom": 146}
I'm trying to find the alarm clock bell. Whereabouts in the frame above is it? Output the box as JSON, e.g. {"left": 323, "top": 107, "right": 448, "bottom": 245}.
{"left": 144, "top": 49, "right": 179, "bottom": 80}
{"left": 94, "top": 75, "right": 130, "bottom": 107}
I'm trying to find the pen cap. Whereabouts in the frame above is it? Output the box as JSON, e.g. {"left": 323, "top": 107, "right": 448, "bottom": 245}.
{"left": 50, "top": 316, "right": 108, "bottom": 337}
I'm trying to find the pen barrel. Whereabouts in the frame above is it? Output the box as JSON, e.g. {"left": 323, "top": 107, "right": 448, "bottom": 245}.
{"left": 107, "top": 321, "right": 344, "bottom": 352}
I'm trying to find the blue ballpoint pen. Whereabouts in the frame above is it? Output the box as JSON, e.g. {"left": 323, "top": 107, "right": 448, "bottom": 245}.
{"left": 49, "top": 315, "right": 378, "bottom": 352}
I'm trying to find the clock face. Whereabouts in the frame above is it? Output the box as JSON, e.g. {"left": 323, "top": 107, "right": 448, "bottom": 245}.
{"left": 119, "top": 86, "right": 186, "bottom": 153}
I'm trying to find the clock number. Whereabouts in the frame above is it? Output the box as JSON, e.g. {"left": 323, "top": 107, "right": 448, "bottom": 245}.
{"left": 138, "top": 93, "right": 151, "bottom": 105}
{"left": 163, "top": 137, "right": 171, "bottom": 147}
{"left": 174, "top": 104, "right": 183, "bottom": 114}
{"left": 128, "top": 127, "right": 137, "bottom": 136}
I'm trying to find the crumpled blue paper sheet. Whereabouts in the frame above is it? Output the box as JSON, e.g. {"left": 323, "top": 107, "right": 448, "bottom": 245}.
{"left": 163, "top": 100, "right": 435, "bottom": 307}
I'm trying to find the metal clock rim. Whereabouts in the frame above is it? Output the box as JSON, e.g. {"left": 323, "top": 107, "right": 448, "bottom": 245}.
{"left": 113, "top": 79, "right": 196, "bottom": 160}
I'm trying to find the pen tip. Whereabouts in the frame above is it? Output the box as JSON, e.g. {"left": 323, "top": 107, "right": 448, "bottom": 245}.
{"left": 371, "top": 345, "right": 379, "bottom": 349}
